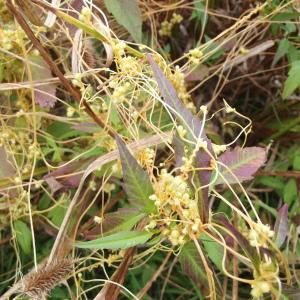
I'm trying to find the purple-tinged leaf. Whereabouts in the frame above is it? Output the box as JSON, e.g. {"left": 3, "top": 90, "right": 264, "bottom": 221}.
{"left": 147, "top": 54, "right": 205, "bottom": 140}
{"left": 0, "top": 147, "right": 15, "bottom": 179}
{"left": 30, "top": 56, "right": 57, "bottom": 108}
{"left": 44, "top": 176, "right": 64, "bottom": 194}
{"left": 116, "top": 136, "right": 156, "bottom": 214}
{"left": 218, "top": 216, "right": 260, "bottom": 272}
{"left": 44, "top": 159, "right": 92, "bottom": 192}
{"left": 147, "top": 55, "right": 213, "bottom": 222}
{"left": 185, "top": 65, "right": 209, "bottom": 82}
{"left": 179, "top": 241, "right": 207, "bottom": 285}
{"left": 274, "top": 204, "right": 289, "bottom": 248}
{"left": 172, "top": 134, "right": 185, "bottom": 169}
{"left": 70, "top": 0, "right": 84, "bottom": 12}
{"left": 71, "top": 122, "right": 99, "bottom": 133}
{"left": 34, "top": 86, "right": 56, "bottom": 108}
{"left": 216, "top": 147, "right": 266, "bottom": 185}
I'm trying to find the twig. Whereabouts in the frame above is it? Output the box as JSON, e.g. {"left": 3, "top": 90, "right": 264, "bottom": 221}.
{"left": 5, "top": 0, "right": 116, "bottom": 139}
{"left": 136, "top": 251, "right": 172, "bottom": 299}
{"left": 159, "top": 255, "right": 178, "bottom": 300}
{"left": 256, "top": 170, "right": 300, "bottom": 178}
{"left": 221, "top": 40, "right": 275, "bottom": 72}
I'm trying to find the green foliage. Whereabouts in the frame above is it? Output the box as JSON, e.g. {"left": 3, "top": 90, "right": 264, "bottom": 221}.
{"left": 14, "top": 220, "right": 32, "bottom": 255}
{"left": 282, "top": 61, "right": 300, "bottom": 99}
{"left": 100, "top": 210, "right": 146, "bottom": 235}
{"left": 104, "top": 0, "right": 142, "bottom": 42}
{"left": 272, "top": 39, "right": 290, "bottom": 66}
{"left": 191, "top": 1, "right": 208, "bottom": 32}
{"left": 76, "top": 230, "right": 152, "bottom": 250}
{"left": 116, "top": 136, "right": 156, "bottom": 213}
{"left": 293, "top": 155, "right": 300, "bottom": 170}
{"left": 200, "top": 234, "right": 224, "bottom": 272}
{"left": 283, "top": 178, "right": 297, "bottom": 206}
{"left": 179, "top": 242, "right": 206, "bottom": 284}
{"left": 1, "top": 0, "right": 300, "bottom": 299}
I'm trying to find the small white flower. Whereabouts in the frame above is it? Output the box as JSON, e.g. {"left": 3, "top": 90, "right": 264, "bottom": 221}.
{"left": 94, "top": 216, "right": 102, "bottom": 224}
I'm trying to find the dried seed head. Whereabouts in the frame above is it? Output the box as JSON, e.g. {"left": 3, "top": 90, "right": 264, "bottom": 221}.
{"left": 20, "top": 258, "right": 73, "bottom": 299}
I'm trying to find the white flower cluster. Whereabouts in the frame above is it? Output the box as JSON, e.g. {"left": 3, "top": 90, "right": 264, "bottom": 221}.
{"left": 147, "top": 170, "right": 201, "bottom": 246}
{"left": 119, "top": 56, "right": 142, "bottom": 76}
{"left": 79, "top": 7, "right": 92, "bottom": 23}
{"left": 251, "top": 280, "right": 271, "bottom": 298}
{"left": 251, "top": 262, "right": 277, "bottom": 298}
{"left": 248, "top": 223, "right": 274, "bottom": 247}
{"left": 212, "top": 144, "right": 227, "bottom": 156}
{"left": 169, "top": 66, "right": 191, "bottom": 105}
{"left": 137, "top": 148, "right": 155, "bottom": 167}
{"left": 111, "top": 82, "right": 131, "bottom": 104}
{"left": 159, "top": 13, "right": 183, "bottom": 37}
{"left": 112, "top": 41, "right": 142, "bottom": 76}
{"left": 188, "top": 48, "right": 203, "bottom": 65}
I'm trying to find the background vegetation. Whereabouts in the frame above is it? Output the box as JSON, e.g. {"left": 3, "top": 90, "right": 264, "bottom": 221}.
{"left": 0, "top": 0, "right": 300, "bottom": 299}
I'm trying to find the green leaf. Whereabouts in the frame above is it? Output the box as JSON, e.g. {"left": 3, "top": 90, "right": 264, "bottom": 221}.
{"left": 271, "top": 12, "right": 300, "bottom": 21}
{"left": 272, "top": 39, "right": 290, "bottom": 67}
{"left": 98, "top": 209, "right": 145, "bottom": 235}
{"left": 47, "top": 122, "right": 84, "bottom": 140}
{"left": 200, "top": 234, "right": 224, "bottom": 272}
{"left": 293, "top": 156, "right": 300, "bottom": 170}
{"left": 48, "top": 197, "right": 68, "bottom": 227}
{"left": 38, "top": 193, "right": 51, "bottom": 210}
{"left": 179, "top": 242, "right": 207, "bottom": 285}
{"left": 14, "top": 220, "right": 32, "bottom": 255}
{"left": 283, "top": 179, "right": 297, "bottom": 205}
{"left": 48, "top": 204, "right": 67, "bottom": 227}
{"left": 287, "top": 44, "right": 300, "bottom": 63}
{"left": 191, "top": 1, "right": 208, "bottom": 31}
{"left": 282, "top": 61, "right": 300, "bottom": 99}
{"left": 76, "top": 230, "right": 152, "bottom": 249}
{"left": 116, "top": 136, "right": 155, "bottom": 213}
{"left": 258, "top": 176, "right": 285, "bottom": 190}
{"left": 104, "top": 0, "right": 142, "bottom": 43}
